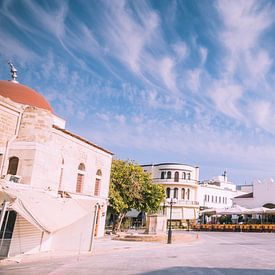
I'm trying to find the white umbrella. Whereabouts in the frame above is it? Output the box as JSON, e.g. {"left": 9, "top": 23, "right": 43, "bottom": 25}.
{"left": 265, "top": 208, "right": 275, "bottom": 214}
{"left": 244, "top": 207, "right": 270, "bottom": 214}
{"left": 199, "top": 208, "right": 217, "bottom": 214}
{"left": 217, "top": 205, "right": 248, "bottom": 215}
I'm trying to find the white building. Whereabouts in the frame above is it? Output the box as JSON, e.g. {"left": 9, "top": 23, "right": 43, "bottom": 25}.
{"left": 0, "top": 66, "right": 112, "bottom": 258}
{"left": 143, "top": 163, "right": 199, "bottom": 227}
{"left": 198, "top": 173, "right": 241, "bottom": 210}
{"left": 234, "top": 179, "right": 275, "bottom": 209}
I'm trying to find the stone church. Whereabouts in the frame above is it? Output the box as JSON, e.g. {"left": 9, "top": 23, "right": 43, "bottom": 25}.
{"left": 0, "top": 63, "right": 112, "bottom": 258}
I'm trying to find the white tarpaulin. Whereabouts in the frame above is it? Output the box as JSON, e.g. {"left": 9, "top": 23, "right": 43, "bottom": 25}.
{"left": 0, "top": 182, "right": 90, "bottom": 233}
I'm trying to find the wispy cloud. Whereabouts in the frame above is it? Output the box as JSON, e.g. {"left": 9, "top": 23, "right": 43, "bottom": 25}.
{"left": 2, "top": 0, "right": 275, "bottom": 183}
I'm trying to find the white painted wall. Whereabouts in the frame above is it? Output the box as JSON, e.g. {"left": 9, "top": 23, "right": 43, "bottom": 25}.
{"left": 143, "top": 163, "right": 199, "bottom": 221}
{"left": 234, "top": 179, "right": 275, "bottom": 208}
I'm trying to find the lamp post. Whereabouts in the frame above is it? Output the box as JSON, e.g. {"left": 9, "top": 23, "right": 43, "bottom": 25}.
{"left": 167, "top": 198, "right": 177, "bottom": 244}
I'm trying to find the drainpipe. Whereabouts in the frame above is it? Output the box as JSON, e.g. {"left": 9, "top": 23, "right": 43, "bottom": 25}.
{"left": 89, "top": 203, "right": 99, "bottom": 252}
{"left": 0, "top": 106, "right": 25, "bottom": 177}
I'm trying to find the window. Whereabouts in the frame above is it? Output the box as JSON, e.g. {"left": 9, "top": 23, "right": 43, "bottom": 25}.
{"left": 219, "top": 196, "right": 221, "bottom": 203}
{"left": 204, "top": 194, "right": 207, "bottom": 202}
{"left": 215, "top": 196, "right": 217, "bottom": 203}
{"left": 182, "top": 172, "right": 186, "bottom": 179}
{"left": 78, "top": 163, "right": 85, "bottom": 171}
{"left": 181, "top": 188, "right": 185, "bottom": 200}
{"left": 187, "top": 173, "right": 191, "bottom": 180}
{"left": 94, "top": 178, "right": 101, "bottom": 196}
{"left": 174, "top": 171, "right": 179, "bottom": 182}
{"left": 187, "top": 188, "right": 190, "bottom": 200}
{"left": 94, "top": 169, "right": 102, "bottom": 196}
{"left": 76, "top": 163, "right": 85, "bottom": 193}
{"left": 212, "top": 195, "right": 214, "bottom": 202}
{"left": 161, "top": 171, "right": 165, "bottom": 179}
{"left": 167, "top": 171, "right": 171, "bottom": 179}
{"left": 7, "top": 156, "right": 19, "bottom": 175}
{"left": 166, "top": 187, "right": 171, "bottom": 198}
{"left": 96, "top": 169, "right": 102, "bottom": 176}
{"left": 174, "top": 188, "right": 178, "bottom": 199}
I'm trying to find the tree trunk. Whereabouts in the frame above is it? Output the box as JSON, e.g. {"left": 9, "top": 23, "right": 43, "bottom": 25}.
{"left": 112, "top": 212, "right": 126, "bottom": 233}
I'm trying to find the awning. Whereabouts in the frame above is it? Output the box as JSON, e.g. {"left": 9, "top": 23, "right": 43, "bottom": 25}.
{"left": 126, "top": 209, "right": 140, "bottom": 218}
{"left": 0, "top": 182, "right": 91, "bottom": 233}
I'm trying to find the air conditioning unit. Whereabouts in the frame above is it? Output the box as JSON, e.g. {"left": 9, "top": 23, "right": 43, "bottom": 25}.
{"left": 5, "top": 174, "right": 21, "bottom": 183}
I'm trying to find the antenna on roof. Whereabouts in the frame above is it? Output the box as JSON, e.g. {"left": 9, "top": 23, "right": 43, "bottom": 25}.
{"left": 222, "top": 169, "right": 227, "bottom": 181}
{"left": 7, "top": 60, "right": 18, "bottom": 83}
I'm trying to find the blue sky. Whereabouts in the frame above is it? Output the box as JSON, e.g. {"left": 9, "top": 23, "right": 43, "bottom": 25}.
{"left": 1, "top": 0, "right": 275, "bottom": 184}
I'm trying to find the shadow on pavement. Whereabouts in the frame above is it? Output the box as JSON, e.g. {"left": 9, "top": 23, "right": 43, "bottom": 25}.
{"left": 140, "top": 266, "right": 275, "bottom": 275}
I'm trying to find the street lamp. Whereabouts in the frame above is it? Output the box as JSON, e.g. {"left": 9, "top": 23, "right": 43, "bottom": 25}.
{"left": 166, "top": 198, "right": 177, "bottom": 244}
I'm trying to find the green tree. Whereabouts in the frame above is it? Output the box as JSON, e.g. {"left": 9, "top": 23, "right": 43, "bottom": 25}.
{"left": 109, "top": 159, "right": 165, "bottom": 232}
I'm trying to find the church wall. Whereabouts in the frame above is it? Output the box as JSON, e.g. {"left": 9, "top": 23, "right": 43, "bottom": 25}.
{"left": 17, "top": 106, "right": 52, "bottom": 143}
{"left": 0, "top": 96, "right": 112, "bottom": 238}
{"left": 0, "top": 100, "right": 20, "bottom": 148}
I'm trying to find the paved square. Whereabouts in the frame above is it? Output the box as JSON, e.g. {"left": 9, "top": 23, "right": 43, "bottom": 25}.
{"left": 1, "top": 232, "right": 275, "bottom": 274}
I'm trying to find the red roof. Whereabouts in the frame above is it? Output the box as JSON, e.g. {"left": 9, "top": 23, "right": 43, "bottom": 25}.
{"left": 0, "top": 80, "right": 53, "bottom": 112}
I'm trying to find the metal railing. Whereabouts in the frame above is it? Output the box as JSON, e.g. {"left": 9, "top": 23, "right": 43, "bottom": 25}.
{"left": 153, "top": 178, "right": 198, "bottom": 185}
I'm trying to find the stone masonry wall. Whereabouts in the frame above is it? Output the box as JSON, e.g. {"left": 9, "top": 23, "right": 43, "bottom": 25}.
{"left": 17, "top": 107, "right": 53, "bottom": 143}
{"left": 0, "top": 97, "right": 22, "bottom": 147}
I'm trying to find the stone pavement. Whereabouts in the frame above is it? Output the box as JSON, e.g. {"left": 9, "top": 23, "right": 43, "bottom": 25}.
{"left": 1, "top": 231, "right": 275, "bottom": 274}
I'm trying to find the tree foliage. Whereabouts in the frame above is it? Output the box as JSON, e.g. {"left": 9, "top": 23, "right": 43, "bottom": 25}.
{"left": 109, "top": 159, "right": 165, "bottom": 231}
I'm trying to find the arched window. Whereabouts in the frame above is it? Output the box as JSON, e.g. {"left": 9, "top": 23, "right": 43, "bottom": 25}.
{"left": 161, "top": 171, "right": 165, "bottom": 179}
{"left": 182, "top": 188, "right": 185, "bottom": 200}
{"left": 263, "top": 203, "right": 275, "bottom": 209}
{"left": 78, "top": 163, "right": 85, "bottom": 171}
{"left": 7, "top": 157, "right": 19, "bottom": 175}
{"left": 167, "top": 171, "right": 171, "bottom": 179}
{"left": 182, "top": 172, "right": 186, "bottom": 179}
{"left": 96, "top": 169, "right": 102, "bottom": 176}
{"left": 94, "top": 169, "right": 102, "bottom": 196}
{"left": 166, "top": 187, "right": 171, "bottom": 198}
{"left": 76, "top": 163, "right": 85, "bottom": 193}
{"left": 187, "top": 188, "right": 190, "bottom": 200}
{"left": 174, "top": 188, "right": 178, "bottom": 199}
{"left": 187, "top": 173, "right": 191, "bottom": 180}
{"left": 174, "top": 171, "right": 179, "bottom": 182}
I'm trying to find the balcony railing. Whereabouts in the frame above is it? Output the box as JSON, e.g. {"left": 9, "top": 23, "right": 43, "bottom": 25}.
{"left": 162, "top": 200, "right": 199, "bottom": 206}
{"left": 177, "top": 200, "right": 199, "bottom": 206}
{"left": 153, "top": 178, "right": 198, "bottom": 186}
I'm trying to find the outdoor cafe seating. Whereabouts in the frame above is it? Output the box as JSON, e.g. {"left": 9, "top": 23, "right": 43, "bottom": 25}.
{"left": 193, "top": 206, "right": 275, "bottom": 233}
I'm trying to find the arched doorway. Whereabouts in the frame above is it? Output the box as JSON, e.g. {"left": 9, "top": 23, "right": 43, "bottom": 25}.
{"left": 7, "top": 157, "right": 19, "bottom": 175}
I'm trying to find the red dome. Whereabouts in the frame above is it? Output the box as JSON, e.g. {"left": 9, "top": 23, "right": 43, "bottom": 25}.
{"left": 0, "top": 80, "right": 53, "bottom": 112}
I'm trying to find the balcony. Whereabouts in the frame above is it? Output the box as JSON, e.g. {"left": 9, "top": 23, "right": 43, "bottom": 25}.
{"left": 177, "top": 200, "right": 199, "bottom": 206}
{"left": 162, "top": 200, "right": 199, "bottom": 207}
{"left": 153, "top": 178, "right": 198, "bottom": 187}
